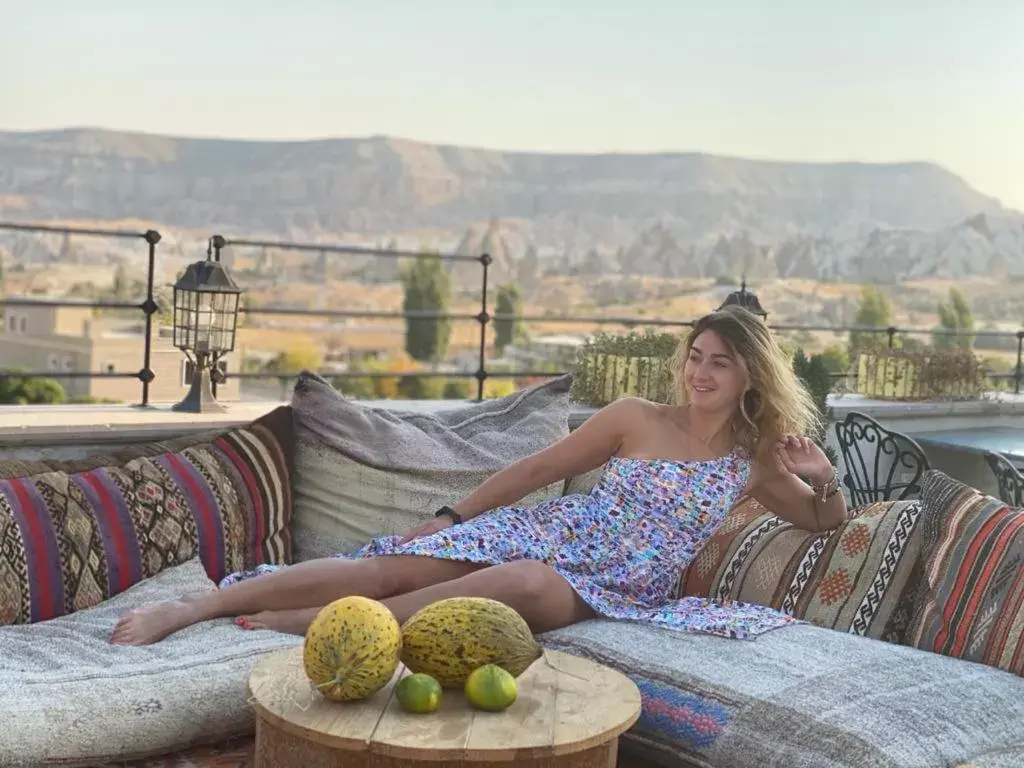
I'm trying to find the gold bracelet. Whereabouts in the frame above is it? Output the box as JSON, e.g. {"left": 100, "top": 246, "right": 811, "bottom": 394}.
{"left": 812, "top": 468, "right": 840, "bottom": 503}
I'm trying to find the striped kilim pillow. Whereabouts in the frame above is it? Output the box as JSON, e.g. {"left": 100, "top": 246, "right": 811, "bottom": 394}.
{"left": 909, "top": 469, "right": 1024, "bottom": 676}
{"left": 0, "top": 406, "right": 294, "bottom": 626}
{"left": 679, "top": 494, "right": 927, "bottom": 641}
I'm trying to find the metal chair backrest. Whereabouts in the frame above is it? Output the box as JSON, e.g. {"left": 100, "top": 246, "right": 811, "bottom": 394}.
{"left": 833, "top": 410, "right": 931, "bottom": 505}
{"left": 983, "top": 450, "right": 1024, "bottom": 508}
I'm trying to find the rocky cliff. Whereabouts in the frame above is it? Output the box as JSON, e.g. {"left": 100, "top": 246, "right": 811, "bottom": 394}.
{"left": 1, "top": 127, "right": 1019, "bottom": 280}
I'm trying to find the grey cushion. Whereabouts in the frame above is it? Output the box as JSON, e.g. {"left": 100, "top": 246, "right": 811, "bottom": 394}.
{"left": 289, "top": 372, "right": 572, "bottom": 560}
{"left": 542, "top": 620, "right": 1024, "bottom": 768}
{"left": 0, "top": 558, "right": 298, "bottom": 767}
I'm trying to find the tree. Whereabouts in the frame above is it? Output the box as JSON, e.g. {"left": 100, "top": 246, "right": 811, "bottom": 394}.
{"left": 442, "top": 378, "right": 472, "bottom": 400}
{"left": 792, "top": 350, "right": 832, "bottom": 421}
{"left": 397, "top": 375, "right": 446, "bottom": 400}
{"left": 493, "top": 283, "right": 524, "bottom": 355}
{"left": 979, "top": 355, "right": 1014, "bottom": 392}
{"left": 111, "top": 263, "right": 130, "bottom": 301}
{"left": 515, "top": 244, "right": 541, "bottom": 297}
{"left": 899, "top": 335, "right": 930, "bottom": 352}
{"left": 818, "top": 344, "right": 850, "bottom": 375}
{"left": 975, "top": 321, "right": 1019, "bottom": 352}
{"left": 19, "top": 377, "right": 67, "bottom": 404}
{"left": 333, "top": 373, "right": 376, "bottom": 400}
{"left": 0, "top": 370, "right": 66, "bottom": 405}
{"left": 268, "top": 343, "right": 322, "bottom": 374}
{"left": 152, "top": 283, "right": 174, "bottom": 326}
{"left": 236, "top": 292, "right": 252, "bottom": 330}
{"left": 849, "top": 286, "right": 894, "bottom": 359}
{"left": 401, "top": 251, "right": 452, "bottom": 364}
{"left": 791, "top": 349, "right": 837, "bottom": 467}
{"left": 933, "top": 288, "right": 975, "bottom": 350}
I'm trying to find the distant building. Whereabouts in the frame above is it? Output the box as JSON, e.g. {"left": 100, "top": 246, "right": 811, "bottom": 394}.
{"left": 0, "top": 299, "right": 242, "bottom": 404}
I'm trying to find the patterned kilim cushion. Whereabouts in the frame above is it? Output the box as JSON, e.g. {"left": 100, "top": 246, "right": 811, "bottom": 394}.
{"left": 0, "top": 406, "right": 294, "bottom": 626}
{"left": 541, "top": 618, "right": 1024, "bottom": 768}
{"left": 908, "top": 469, "right": 1024, "bottom": 676}
{"left": 678, "top": 494, "right": 926, "bottom": 641}
{"left": 0, "top": 429, "right": 228, "bottom": 480}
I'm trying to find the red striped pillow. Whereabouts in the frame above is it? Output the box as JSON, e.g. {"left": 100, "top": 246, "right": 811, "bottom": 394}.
{"left": 910, "top": 470, "right": 1024, "bottom": 675}
{"left": 0, "top": 406, "right": 294, "bottom": 626}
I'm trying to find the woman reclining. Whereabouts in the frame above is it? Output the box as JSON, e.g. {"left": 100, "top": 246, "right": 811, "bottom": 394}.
{"left": 110, "top": 305, "right": 846, "bottom": 645}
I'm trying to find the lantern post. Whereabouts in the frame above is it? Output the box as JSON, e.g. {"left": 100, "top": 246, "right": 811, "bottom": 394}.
{"left": 171, "top": 236, "right": 243, "bottom": 413}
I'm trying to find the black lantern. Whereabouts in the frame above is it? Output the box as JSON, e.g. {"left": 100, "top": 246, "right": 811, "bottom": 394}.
{"left": 171, "top": 236, "right": 243, "bottom": 413}
{"left": 718, "top": 277, "right": 768, "bottom": 321}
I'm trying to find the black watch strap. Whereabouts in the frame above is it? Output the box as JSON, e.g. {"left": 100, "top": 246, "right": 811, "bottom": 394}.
{"left": 434, "top": 505, "right": 463, "bottom": 525}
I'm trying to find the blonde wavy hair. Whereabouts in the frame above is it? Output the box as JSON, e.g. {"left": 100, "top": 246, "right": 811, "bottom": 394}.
{"left": 670, "top": 305, "right": 821, "bottom": 464}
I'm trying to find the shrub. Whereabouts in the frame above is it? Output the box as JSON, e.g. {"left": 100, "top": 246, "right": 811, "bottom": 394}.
{"left": 792, "top": 348, "right": 838, "bottom": 467}
{"left": 442, "top": 378, "right": 473, "bottom": 400}
{"left": 856, "top": 348, "right": 985, "bottom": 401}
{"left": 396, "top": 375, "right": 446, "bottom": 400}
{"left": 570, "top": 330, "right": 682, "bottom": 407}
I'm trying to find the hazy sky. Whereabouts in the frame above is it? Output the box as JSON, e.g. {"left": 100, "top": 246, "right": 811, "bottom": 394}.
{"left": 3, "top": 0, "right": 1023, "bottom": 209}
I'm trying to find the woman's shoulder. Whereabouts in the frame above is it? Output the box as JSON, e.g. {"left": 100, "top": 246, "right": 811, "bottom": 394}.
{"left": 598, "top": 396, "right": 665, "bottom": 419}
{"left": 589, "top": 398, "right": 672, "bottom": 448}
{"left": 603, "top": 395, "right": 662, "bottom": 408}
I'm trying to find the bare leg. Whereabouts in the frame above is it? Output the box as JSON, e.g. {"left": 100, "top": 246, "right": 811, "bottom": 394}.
{"left": 109, "top": 555, "right": 483, "bottom": 645}
{"left": 384, "top": 560, "right": 594, "bottom": 632}
{"left": 240, "top": 607, "right": 324, "bottom": 635}
{"left": 241, "top": 560, "right": 594, "bottom": 637}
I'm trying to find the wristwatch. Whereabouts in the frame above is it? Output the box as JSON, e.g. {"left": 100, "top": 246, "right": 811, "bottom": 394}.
{"left": 434, "top": 505, "right": 463, "bottom": 525}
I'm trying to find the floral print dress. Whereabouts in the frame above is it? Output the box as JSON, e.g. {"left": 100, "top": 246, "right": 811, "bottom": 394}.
{"left": 221, "top": 451, "right": 801, "bottom": 639}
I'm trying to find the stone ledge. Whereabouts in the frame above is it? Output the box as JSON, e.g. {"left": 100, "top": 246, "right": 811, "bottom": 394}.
{"left": 0, "top": 400, "right": 599, "bottom": 447}
{"left": 826, "top": 392, "right": 1024, "bottom": 420}
{"left": 1, "top": 393, "right": 1017, "bottom": 448}
{"left": 0, "top": 402, "right": 284, "bottom": 446}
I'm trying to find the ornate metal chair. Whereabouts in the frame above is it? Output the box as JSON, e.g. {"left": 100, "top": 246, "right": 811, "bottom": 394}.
{"left": 983, "top": 451, "right": 1024, "bottom": 507}
{"left": 833, "top": 410, "right": 931, "bottom": 505}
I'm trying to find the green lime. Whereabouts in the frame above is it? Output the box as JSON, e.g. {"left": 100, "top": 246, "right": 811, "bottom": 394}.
{"left": 464, "top": 664, "right": 518, "bottom": 712}
{"left": 395, "top": 673, "right": 443, "bottom": 714}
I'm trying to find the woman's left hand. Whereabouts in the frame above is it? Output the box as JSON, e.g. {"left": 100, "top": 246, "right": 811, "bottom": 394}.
{"left": 776, "top": 435, "right": 834, "bottom": 485}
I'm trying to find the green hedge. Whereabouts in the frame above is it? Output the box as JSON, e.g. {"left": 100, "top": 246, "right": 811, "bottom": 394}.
{"left": 856, "top": 349, "right": 985, "bottom": 401}
{"left": 570, "top": 330, "right": 682, "bottom": 406}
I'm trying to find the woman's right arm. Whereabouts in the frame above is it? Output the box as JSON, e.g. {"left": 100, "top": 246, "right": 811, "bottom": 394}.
{"left": 447, "top": 396, "right": 642, "bottom": 522}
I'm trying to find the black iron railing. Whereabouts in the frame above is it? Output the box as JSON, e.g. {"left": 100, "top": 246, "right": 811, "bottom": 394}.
{"left": 1, "top": 222, "right": 162, "bottom": 404}
{"left": 2, "top": 220, "right": 1023, "bottom": 405}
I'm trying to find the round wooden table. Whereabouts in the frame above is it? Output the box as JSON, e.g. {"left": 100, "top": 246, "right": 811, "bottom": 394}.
{"left": 247, "top": 645, "right": 642, "bottom": 767}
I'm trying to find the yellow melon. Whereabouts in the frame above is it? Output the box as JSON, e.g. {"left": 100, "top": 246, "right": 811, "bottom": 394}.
{"left": 399, "top": 597, "right": 543, "bottom": 688}
{"left": 302, "top": 596, "right": 402, "bottom": 701}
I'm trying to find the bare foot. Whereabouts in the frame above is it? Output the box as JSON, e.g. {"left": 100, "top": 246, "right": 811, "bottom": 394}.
{"left": 108, "top": 599, "right": 207, "bottom": 645}
{"left": 237, "top": 607, "right": 320, "bottom": 636}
